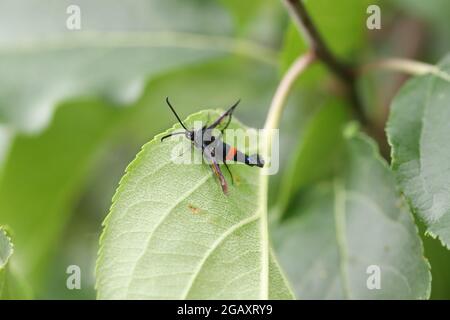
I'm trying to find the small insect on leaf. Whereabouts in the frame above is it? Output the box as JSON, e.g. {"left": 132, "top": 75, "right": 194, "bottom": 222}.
{"left": 188, "top": 204, "right": 201, "bottom": 214}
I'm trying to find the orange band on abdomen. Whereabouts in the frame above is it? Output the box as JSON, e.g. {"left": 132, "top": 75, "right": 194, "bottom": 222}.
{"left": 225, "top": 146, "right": 237, "bottom": 161}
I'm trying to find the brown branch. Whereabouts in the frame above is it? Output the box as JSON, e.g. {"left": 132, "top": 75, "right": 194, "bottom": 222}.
{"left": 282, "top": 0, "right": 367, "bottom": 124}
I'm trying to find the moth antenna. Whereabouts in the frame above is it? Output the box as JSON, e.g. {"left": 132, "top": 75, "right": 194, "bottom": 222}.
{"left": 160, "top": 131, "right": 186, "bottom": 142}
{"left": 165, "top": 97, "right": 188, "bottom": 131}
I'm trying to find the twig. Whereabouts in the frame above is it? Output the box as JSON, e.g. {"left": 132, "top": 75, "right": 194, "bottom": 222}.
{"left": 282, "top": 0, "right": 366, "bottom": 124}
{"left": 360, "top": 57, "right": 450, "bottom": 82}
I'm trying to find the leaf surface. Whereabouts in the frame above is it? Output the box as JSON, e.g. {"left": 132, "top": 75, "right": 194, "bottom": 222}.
{"left": 273, "top": 130, "right": 431, "bottom": 299}
{"left": 96, "top": 111, "right": 294, "bottom": 299}
{"left": 276, "top": 99, "right": 349, "bottom": 215}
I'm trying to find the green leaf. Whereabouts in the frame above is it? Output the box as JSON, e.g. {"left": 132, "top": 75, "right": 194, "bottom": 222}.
{"left": 0, "top": 227, "right": 30, "bottom": 299}
{"left": 273, "top": 131, "right": 431, "bottom": 299}
{"left": 0, "top": 0, "right": 275, "bottom": 134}
{"left": 276, "top": 99, "right": 350, "bottom": 216}
{"left": 96, "top": 110, "right": 294, "bottom": 299}
{"left": 0, "top": 99, "right": 129, "bottom": 288}
{"left": 219, "top": 0, "right": 263, "bottom": 33}
{"left": 421, "top": 228, "right": 450, "bottom": 299}
{"left": 386, "top": 55, "right": 450, "bottom": 248}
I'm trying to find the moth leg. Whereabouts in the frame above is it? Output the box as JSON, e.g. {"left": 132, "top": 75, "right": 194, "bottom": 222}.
{"left": 204, "top": 151, "right": 228, "bottom": 194}
{"left": 211, "top": 162, "right": 228, "bottom": 194}
{"left": 223, "top": 161, "right": 234, "bottom": 185}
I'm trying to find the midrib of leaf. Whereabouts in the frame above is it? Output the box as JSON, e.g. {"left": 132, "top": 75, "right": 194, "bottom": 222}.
{"left": 1, "top": 31, "right": 277, "bottom": 66}
{"left": 333, "top": 179, "right": 351, "bottom": 299}
{"left": 174, "top": 148, "right": 271, "bottom": 299}
{"left": 373, "top": 58, "right": 450, "bottom": 83}
{"left": 124, "top": 171, "right": 213, "bottom": 298}
{"left": 181, "top": 213, "right": 260, "bottom": 299}
{"left": 257, "top": 124, "right": 277, "bottom": 300}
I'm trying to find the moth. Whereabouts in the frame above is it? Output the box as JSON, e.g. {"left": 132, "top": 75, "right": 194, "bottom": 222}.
{"left": 161, "top": 98, "right": 264, "bottom": 194}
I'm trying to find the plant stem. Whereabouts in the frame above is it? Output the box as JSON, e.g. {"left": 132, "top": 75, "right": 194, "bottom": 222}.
{"left": 281, "top": 0, "right": 367, "bottom": 124}
{"left": 259, "top": 52, "right": 314, "bottom": 299}
{"left": 264, "top": 51, "right": 315, "bottom": 131}
{"left": 360, "top": 57, "right": 450, "bottom": 82}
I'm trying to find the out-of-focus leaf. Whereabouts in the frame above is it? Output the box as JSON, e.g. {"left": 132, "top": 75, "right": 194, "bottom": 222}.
{"left": 0, "top": 227, "right": 30, "bottom": 299}
{"left": 0, "top": 126, "right": 12, "bottom": 175}
{"left": 276, "top": 99, "right": 350, "bottom": 216}
{"left": 219, "top": 0, "right": 263, "bottom": 32}
{"left": 0, "top": 0, "right": 278, "bottom": 294}
{"left": 0, "top": 0, "right": 276, "bottom": 134}
{"left": 394, "top": 0, "right": 450, "bottom": 58}
{"left": 279, "top": 23, "right": 326, "bottom": 84}
{"left": 219, "top": 0, "right": 286, "bottom": 48}
{"left": 37, "top": 57, "right": 277, "bottom": 299}
{"left": 127, "top": 56, "right": 278, "bottom": 140}
{"left": 394, "top": 0, "right": 450, "bottom": 19}
{"left": 386, "top": 54, "right": 450, "bottom": 248}
{"left": 0, "top": 100, "right": 129, "bottom": 289}
{"left": 420, "top": 228, "right": 450, "bottom": 299}
{"left": 0, "top": 227, "right": 13, "bottom": 297}
{"left": 96, "top": 111, "right": 294, "bottom": 299}
{"left": 273, "top": 130, "right": 431, "bottom": 299}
